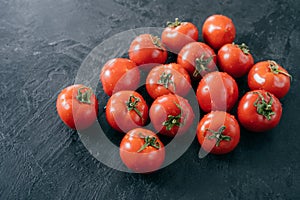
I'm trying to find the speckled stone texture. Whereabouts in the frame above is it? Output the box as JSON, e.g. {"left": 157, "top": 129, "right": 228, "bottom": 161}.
{"left": 0, "top": 0, "right": 299, "bottom": 199}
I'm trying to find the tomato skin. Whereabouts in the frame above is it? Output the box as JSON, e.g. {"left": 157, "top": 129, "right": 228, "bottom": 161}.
{"left": 197, "top": 111, "right": 240, "bottom": 154}
{"left": 177, "top": 42, "right": 217, "bottom": 80}
{"left": 237, "top": 90, "right": 282, "bottom": 132}
{"left": 202, "top": 15, "right": 236, "bottom": 50}
{"left": 56, "top": 84, "right": 98, "bottom": 130}
{"left": 146, "top": 63, "right": 191, "bottom": 99}
{"left": 106, "top": 91, "right": 148, "bottom": 133}
{"left": 248, "top": 60, "right": 291, "bottom": 99}
{"left": 161, "top": 18, "right": 199, "bottom": 53}
{"left": 100, "top": 58, "right": 140, "bottom": 96}
{"left": 120, "top": 128, "right": 165, "bottom": 173}
{"left": 149, "top": 94, "right": 194, "bottom": 137}
{"left": 129, "top": 34, "right": 168, "bottom": 71}
{"left": 196, "top": 72, "right": 239, "bottom": 113}
{"left": 217, "top": 43, "right": 254, "bottom": 78}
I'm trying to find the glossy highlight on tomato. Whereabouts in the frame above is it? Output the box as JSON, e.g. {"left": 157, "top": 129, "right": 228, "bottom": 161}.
{"left": 56, "top": 84, "right": 99, "bottom": 130}
{"left": 120, "top": 128, "right": 165, "bottom": 173}
{"left": 197, "top": 111, "right": 240, "bottom": 154}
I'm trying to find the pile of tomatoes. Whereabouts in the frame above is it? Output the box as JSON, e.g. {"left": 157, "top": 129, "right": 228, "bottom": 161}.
{"left": 56, "top": 14, "right": 292, "bottom": 173}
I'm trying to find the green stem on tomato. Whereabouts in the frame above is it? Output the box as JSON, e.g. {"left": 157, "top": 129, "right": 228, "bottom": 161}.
{"left": 253, "top": 91, "right": 275, "bottom": 120}
{"left": 193, "top": 54, "right": 213, "bottom": 77}
{"left": 126, "top": 95, "right": 143, "bottom": 122}
{"left": 236, "top": 43, "right": 250, "bottom": 55}
{"left": 76, "top": 87, "right": 92, "bottom": 104}
{"left": 162, "top": 102, "right": 185, "bottom": 131}
{"left": 206, "top": 126, "right": 231, "bottom": 147}
{"left": 158, "top": 72, "right": 176, "bottom": 91}
{"left": 268, "top": 60, "right": 292, "bottom": 80}
{"left": 137, "top": 135, "right": 160, "bottom": 152}
{"left": 166, "top": 18, "right": 182, "bottom": 27}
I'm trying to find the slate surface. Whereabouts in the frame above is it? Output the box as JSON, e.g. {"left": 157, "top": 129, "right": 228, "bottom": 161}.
{"left": 0, "top": 0, "right": 300, "bottom": 199}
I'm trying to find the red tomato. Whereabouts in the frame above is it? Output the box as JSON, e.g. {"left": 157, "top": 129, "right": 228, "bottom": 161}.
{"left": 106, "top": 91, "right": 148, "bottom": 133}
{"left": 146, "top": 63, "right": 191, "bottom": 99}
{"left": 129, "top": 34, "right": 168, "bottom": 71}
{"left": 196, "top": 71, "right": 239, "bottom": 113}
{"left": 197, "top": 111, "right": 240, "bottom": 154}
{"left": 237, "top": 90, "right": 282, "bottom": 132}
{"left": 202, "top": 14, "right": 236, "bottom": 50}
{"left": 149, "top": 94, "right": 194, "bottom": 137}
{"left": 217, "top": 43, "right": 254, "bottom": 78}
{"left": 56, "top": 84, "right": 98, "bottom": 130}
{"left": 120, "top": 128, "right": 165, "bottom": 173}
{"left": 100, "top": 58, "right": 140, "bottom": 96}
{"left": 161, "top": 18, "right": 199, "bottom": 53}
{"left": 248, "top": 60, "right": 291, "bottom": 99}
{"left": 177, "top": 42, "right": 217, "bottom": 80}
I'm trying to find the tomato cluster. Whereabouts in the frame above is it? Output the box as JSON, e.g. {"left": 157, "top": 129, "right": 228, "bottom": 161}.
{"left": 56, "top": 15, "right": 292, "bottom": 173}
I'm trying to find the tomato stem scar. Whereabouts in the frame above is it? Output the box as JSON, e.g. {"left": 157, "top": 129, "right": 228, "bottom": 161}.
{"left": 268, "top": 60, "right": 292, "bottom": 80}
{"left": 162, "top": 102, "right": 185, "bottom": 131}
{"left": 193, "top": 54, "right": 213, "bottom": 77}
{"left": 150, "top": 35, "right": 164, "bottom": 50}
{"left": 236, "top": 43, "right": 250, "bottom": 55}
{"left": 137, "top": 135, "right": 160, "bottom": 152}
{"left": 206, "top": 125, "right": 230, "bottom": 147}
{"left": 126, "top": 95, "right": 143, "bottom": 122}
{"left": 253, "top": 91, "right": 275, "bottom": 120}
{"left": 166, "top": 18, "right": 182, "bottom": 27}
{"left": 76, "top": 87, "right": 92, "bottom": 104}
{"left": 158, "top": 72, "right": 176, "bottom": 91}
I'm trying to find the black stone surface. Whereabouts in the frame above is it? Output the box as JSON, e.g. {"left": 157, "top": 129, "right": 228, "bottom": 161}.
{"left": 1, "top": 0, "right": 300, "bottom": 199}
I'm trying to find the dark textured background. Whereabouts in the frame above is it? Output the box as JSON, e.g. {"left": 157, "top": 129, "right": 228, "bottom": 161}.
{"left": 1, "top": 0, "right": 300, "bottom": 199}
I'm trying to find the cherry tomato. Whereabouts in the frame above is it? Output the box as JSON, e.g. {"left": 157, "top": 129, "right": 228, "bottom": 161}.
{"left": 177, "top": 42, "right": 217, "bottom": 80}
{"left": 146, "top": 63, "right": 191, "bottom": 99}
{"left": 202, "top": 14, "right": 236, "bottom": 50}
{"left": 106, "top": 91, "right": 148, "bottom": 133}
{"left": 120, "top": 128, "right": 165, "bottom": 173}
{"left": 197, "top": 111, "right": 240, "bottom": 154}
{"left": 149, "top": 94, "right": 194, "bottom": 137}
{"left": 196, "top": 71, "right": 239, "bottom": 113}
{"left": 56, "top": 84, "right": 98, "bottom": 130}
{"left": 129, "top": 34, "right": 168, "bottom": 71}
{"left": 161, "top": 18, "right": 199, "bottom": 53}
{"left": 237, "top": 90, "right": 282, "bottom": 132}
{"left": 248, "top": 60, "right": 291, "bottom": 99}
{"left": 217, "top": 43, "right": 254, "bottom": 78}
{"left": 100, "top": 58, "right": 140, "bottom": 96}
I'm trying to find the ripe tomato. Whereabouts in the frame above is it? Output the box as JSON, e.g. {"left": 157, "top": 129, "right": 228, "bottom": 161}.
{"left": 146, "top": 63, "right": 191, "bottom": 99}
{"left": 202, "top": 14, "right": 236, "bottom": 50}
{"left": 237, "top": 90, "right": 282, "bottom": 132}
{"left": 149, "top": 94, "right": 194, "bottom": 137}
{"left": 129, "top": 34, "right": 168, "bottom": 71}
{"left": 248, "top": 60, "right": 291, "bottom": 99}
{"left": 177, "top": 42, "right": 217, "bottom": 80}
{"left": 197, "top": 111, "right": 240, "bottom": 154}
{"left": 196, "top": 71, "right": 239, "bottom": 113}
{"left": 106, "top": 91, "right": 148, "bottom": 133}
{"left": 120, "top": 128, "right": 165, "bottom": 173}
{"left": 217, "top": 43, "right": 254, "bottom": 78}
{"left": 100, "top": 58, "right": 140, "bottom": 96}
{"left": 161, "top": 18, "right": 199, "bottom": 53}
{"left": 56, "top": 84, "right": 98, "bottom": 130}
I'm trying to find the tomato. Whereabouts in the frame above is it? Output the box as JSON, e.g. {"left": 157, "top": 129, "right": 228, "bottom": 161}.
{"left": 100, "top": 58, "right": 140, "bottom": 96}
{"left": 128, "top": 34, "right": 168, "bottom": 71}
{"left": 202, "top": 14, "right": 236, "bottom": 50}
{"left": 120, "top": 128, "right": 165, "bottom": 173}
{"left": 237, "top": 90, "right": 282, "bottom": 132}
{"left": 196, "top": 111, "right": 240, "bottom": 154}
{"left": 196, "top": 71, "right": 239, "bottom": 113}
{"left": 177, "top": 42, "right": 217, "bottom": 80}
{"left": 161, "top": 18, "right": 199, "bottom": 53}
{"left": 56, "top": 84, "right": 98, "bottom": 130}
{"left": 149, "top": 94, "right": 194, "bottom": 137}
{"left": 146, "top": 63, "right": 192, "bottom": 99}
{"left": 106, "top": 91, "right": 148, "bottom": 133}
{"left": 248, "top": 60, "right": 291, "bottom": 99}
{"left": 217, "top": 43, "right": 254, "bottom": 78}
